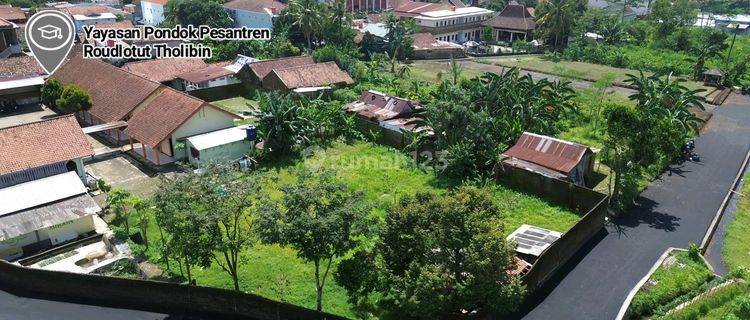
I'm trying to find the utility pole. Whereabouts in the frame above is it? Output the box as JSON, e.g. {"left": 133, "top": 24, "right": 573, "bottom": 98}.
{"left": 725, "top": 24, "right": 740, "bottom": 66}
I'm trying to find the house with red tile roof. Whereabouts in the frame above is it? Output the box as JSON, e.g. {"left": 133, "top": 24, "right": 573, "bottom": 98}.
{"left": 52, "top": 54, "right": 241, "bottom": 166}
{"left": 0, "top": 115, "right": 99, "bottom": 260}
{"left": 500, "top": 132, "right": 595, "bottom": 186}
{"left": 247, "top": 55, "right": 315, "bottom": 84}
{"left": 0, "top": 115, "right": 93, "bottom": 185}
{"left": 125, "top": 88, "right": 240, "bottom": 165}
{"left": 223, "top": 0, "right": 286, "bottom": 29}
{"left": 0, "top": 55, "right": 46, "bottom": 109}
{"left": 52, "top": 54, "right": 161, "bottom": 142}
{"left": 261, "top": 62, "right": 354, "bottom": 95}
{"left": 122, "top": 58, "right": 207, "bottom": 86}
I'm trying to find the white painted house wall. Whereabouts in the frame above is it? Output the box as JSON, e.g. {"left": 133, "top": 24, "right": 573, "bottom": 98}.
{"left": 170, "top": 106, "right": 236, "bottom": 159}
{"left": 140, "top": 0, "right": 165, "bottom": 25}
{"left": 226, "top": 8, "right": 274, "bottom": 29}
{"left": 0, "top": 215, "right": 95, "bottom": 260}
{"left": 73, "top": 13, "right": 117, "bottom": 33}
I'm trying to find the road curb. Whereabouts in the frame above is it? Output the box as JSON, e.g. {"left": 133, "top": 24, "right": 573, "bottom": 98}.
{"left": 615, "top": 248, "right": 690, "bottom": 320}
{"left": 699, "top": 144, "right": 750, "bottom": 252}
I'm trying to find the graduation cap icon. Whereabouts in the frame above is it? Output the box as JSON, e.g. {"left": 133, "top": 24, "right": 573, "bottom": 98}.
{"left": 38, "top": 25, "right": 63, "bottom": 40}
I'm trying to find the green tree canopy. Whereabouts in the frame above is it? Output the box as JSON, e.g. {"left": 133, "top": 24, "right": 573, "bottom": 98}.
{"left": 256, "top": 168, "right": 369, "bottom": 312}
{"left": 164, "top": 0, "right": 232, "bottom": 28}
{"left": 55, "top": 84, "right": 93, "bottom": 114}
{"left": 336, "top": 186, "right": 526, "bottom": 318}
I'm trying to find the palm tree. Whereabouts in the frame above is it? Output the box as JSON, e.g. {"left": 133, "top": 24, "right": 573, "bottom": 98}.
{"left": 447, "top": 56, "right": 463, "bottom": 85}
{"left": 285, "top": 0, "right": 324, "bottom": 49}
{"left": 536, "top": 0, "right": 576, "bottom": 49}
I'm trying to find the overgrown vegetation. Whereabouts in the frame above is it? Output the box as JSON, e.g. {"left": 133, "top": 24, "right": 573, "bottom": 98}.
{"left": 723, "top": 174, "right": 750, "bottom": 272}
{"left": 558, "top": 3, "right": 750, "bottom": 89}
{"left": 629, "top": 250, "right": 715, "bottom": 319}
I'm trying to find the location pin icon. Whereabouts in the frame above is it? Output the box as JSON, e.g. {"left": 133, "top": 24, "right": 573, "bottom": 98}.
{"left": 25, "top": 10, "right": 75, "bottom": 74}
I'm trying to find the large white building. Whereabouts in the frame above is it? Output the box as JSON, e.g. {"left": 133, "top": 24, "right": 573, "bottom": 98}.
{"left": 140, "top": 0, "right": 166, "bottom": 25}
{"left": 412, "top": 6, "right": 494, "bottom": 43}
{"left": 223, "top": 0, "right": 286, "bottom": 30}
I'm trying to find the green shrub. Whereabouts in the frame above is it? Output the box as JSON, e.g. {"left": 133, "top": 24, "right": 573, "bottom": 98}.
{"left": 629, "top": 252, "right": 715, "bottom": 318}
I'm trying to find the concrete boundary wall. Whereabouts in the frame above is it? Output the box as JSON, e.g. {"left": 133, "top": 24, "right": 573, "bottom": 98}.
{"left": 496, "top": 163, "right": 609, "bottom": 289}
{"left": 0, "top": 259, "right": 347, "bottom": 320}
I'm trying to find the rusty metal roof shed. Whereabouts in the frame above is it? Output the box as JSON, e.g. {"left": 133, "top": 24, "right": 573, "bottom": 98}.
{"left": 502, "top": 132, "right": 593, "bottom": 175}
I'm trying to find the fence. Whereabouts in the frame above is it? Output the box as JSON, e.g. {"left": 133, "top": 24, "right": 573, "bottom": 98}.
{"left": 0, "top": 259, "right": 347, "bottom": 320}
{"left": 495, "top": 163, "right": 609, "bottom": 289}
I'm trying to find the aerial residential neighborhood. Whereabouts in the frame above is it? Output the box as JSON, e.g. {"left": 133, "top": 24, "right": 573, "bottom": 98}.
{"left": 0, "top": 0, "right": 748, "bottom": 319}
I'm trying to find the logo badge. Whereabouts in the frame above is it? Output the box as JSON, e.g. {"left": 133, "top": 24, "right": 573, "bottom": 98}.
{"left": 25, "top": 11, "right": 75, "bottom": 74}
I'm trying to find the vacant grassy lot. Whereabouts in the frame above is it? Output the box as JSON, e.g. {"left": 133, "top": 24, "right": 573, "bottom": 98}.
{"left": 475, "top": 56, "right": 711, "bottom": 93}
{"left": 123, "top": 141, "right": 580, "bottom": 317}
{"left": 213, "top": 96, "right": 258, "bottom": 115}
{"left": 723, "top": 174, "right": 750, "bottom": 272}
{"left": 629, "top": 251, "right": 715, "bottom": 318}
{"left": 408, "top": 60, "right": 484, "bottom": 83}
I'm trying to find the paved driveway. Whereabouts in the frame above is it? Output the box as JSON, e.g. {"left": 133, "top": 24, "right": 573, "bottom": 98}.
{"left": 0, "top": 289, "right": 168, "bottom": 320}
{"left": 0, "top": 105, "right": 56, "bottom": 129}
{"left": 522, "top": 94, "right": 750, "bottom": 319}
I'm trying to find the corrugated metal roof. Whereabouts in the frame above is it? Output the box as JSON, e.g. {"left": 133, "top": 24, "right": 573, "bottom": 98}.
{"left": 0, "top": 193, "right": 99, "bottom": 241}
{"left": 502, "top": 132, "right": 592, "bottom": 175}
{"left": 0, "top": 171, "right": 87, "bottom": 217}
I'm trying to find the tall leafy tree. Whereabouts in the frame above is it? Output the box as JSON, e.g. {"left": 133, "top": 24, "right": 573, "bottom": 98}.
{"left": 383, "top": 12, "right": 415, "bottom": 60}
{"left": 153, "top": 172, "right": 215, "bottom": 285}
{"left": 336, "top": 186, "right": 526, "bottom": 318}
{"left": 163, "top": 0, "right": 232, "bottom": 28}
{"left": 535, "top": 0, "right": 584, "bottom": 49}
{"left": 41, "top": 79, "right": 64, "bottom": 109}
{"left": 56, "top": 85, "right": 93, "bottom": 114}
{"left": 284, "top": 0, "right": 325, "bottom": 49}
{"left": 256, "top": 168, "right": 368, "bottom": 312}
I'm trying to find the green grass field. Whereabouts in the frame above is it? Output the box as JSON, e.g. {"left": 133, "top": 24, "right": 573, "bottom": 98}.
{"left": 212, "top": 96, "right": 258, "bottom": 115}
{"left": 723, "top": 174, "right": 750, "bottom": 272}
{"left": 120, "top": 141, "right": 581, "bottom": 318}
{"left": 474, "top": 56, "right": 711, "bottom": 93}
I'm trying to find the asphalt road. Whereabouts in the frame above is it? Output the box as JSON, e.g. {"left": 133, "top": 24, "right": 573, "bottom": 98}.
{"left": 0, "top": 289, "right": 169, "bottom": 320}
{"left": 522, "top": 93, "right": 750, "bottom": 319}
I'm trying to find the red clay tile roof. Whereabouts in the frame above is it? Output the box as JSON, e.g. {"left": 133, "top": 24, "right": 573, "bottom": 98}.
{"left": 223, "top": 0, "right": 287, "bottom": 13}
{"left": 51, "top": 55, "right": 162, "bottom": 123}
{"left": 125, "top": 89, "right": 239, "bottom": 147}
{"left": 408, "top": 32, "right": 463, "bottom": 50}
{"left": 502, "top": 132, "right": 592, "bottom": 174}
{"left": 90, "top": 20, "right": 134, "bottom": 29}
{"left": 0, "top": 55, "right": 45, "bottom": 78}
{"left": 0, "top": 18, "right": 13, "bottom": 28}
{"left": 0, "top": 115, "right": 93, "bottom": 175}
{"left": 0, "top": 6, "right": 26, "bottom": 22}
{"left": 266, "top": 62, "right": 354, "bottom": 89}
{"left": 394, "top": 1, "right": 452, "bottom": 17}
{"left": 248, "top": 56, "right": 314, "bottom": 81}
{"left": 122, "top": 58, "right": 207, "bottom": 83}
{"left": 141, "top": 0, "right": 169, "bottom": 5}
{"left": 62, "top": 5, "right": 112, "bottom": 17}
{"left": 482, "top": 1, "right": 536, "bottom": 31}
{"left": 176, "top": 61, "right": 234, "bottom": 83}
